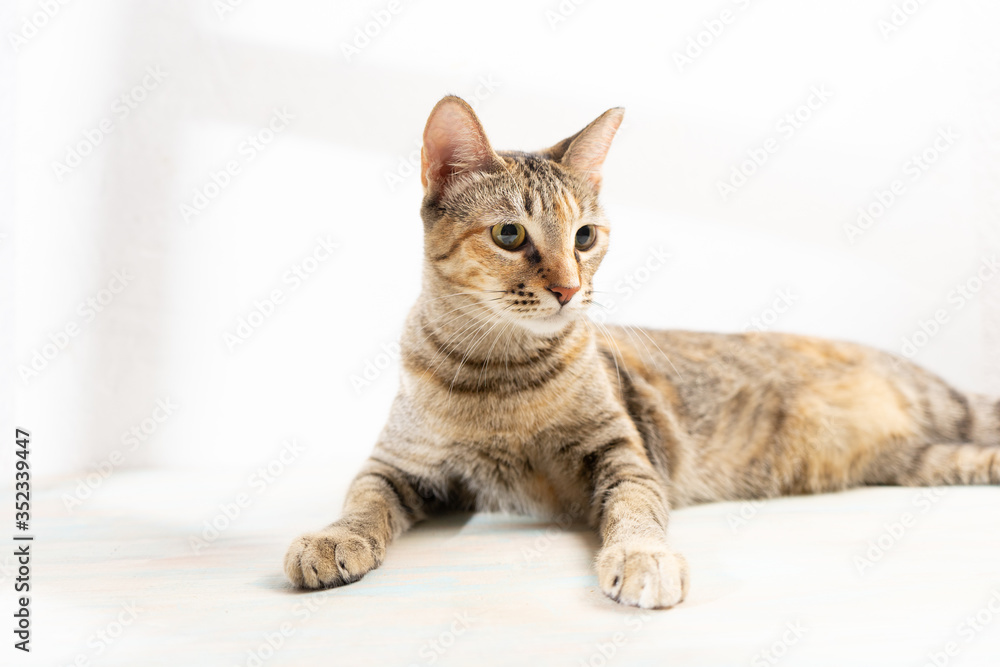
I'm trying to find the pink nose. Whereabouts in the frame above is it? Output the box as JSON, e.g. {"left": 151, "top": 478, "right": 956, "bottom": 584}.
{"left": 547, "top": 284, "right": 580, "bottom": 306}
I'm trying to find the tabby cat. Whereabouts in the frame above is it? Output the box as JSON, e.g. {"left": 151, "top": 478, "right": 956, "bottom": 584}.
{"left": 284, "top": 96, "right": 999, "bottom": 608}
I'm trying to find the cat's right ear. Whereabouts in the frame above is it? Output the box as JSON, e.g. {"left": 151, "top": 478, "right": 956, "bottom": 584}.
{"left": 541, "top": 107, "right": 624, "bottom": 191}
{"left": 421, "top": 96, "right": 504, "bottom": 199}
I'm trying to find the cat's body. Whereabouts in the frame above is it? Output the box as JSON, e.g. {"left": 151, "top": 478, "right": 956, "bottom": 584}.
{"left": 285, "top": 97, "right": 999, "bottom": 608}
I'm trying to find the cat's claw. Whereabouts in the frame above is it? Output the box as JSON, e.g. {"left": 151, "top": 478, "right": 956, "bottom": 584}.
{"left": 284, "top": 526, "right": 384, "bottom": 589}
{"left": 596, "top": 542, "right": 689, "bottom": 609}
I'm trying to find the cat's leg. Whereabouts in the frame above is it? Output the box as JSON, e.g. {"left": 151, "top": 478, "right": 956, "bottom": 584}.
{"left": 892, "top": 442, "right": 1000, "bottom": 486}
{"left": 284, "top": 457, "right": 429, "bottom": 589}
{"left": 581, "top": 434, "right": 688, "bottom": 609}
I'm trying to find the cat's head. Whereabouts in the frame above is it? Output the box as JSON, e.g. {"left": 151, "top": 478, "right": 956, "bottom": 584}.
{"left": 418, "top": 96, "right": 623, "bottom": 336}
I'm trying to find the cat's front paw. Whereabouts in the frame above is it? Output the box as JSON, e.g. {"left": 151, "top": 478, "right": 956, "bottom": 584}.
{"left": 596, "top": 542, "right": 689, "bottom": 609}
{"left": 284, "top": 526, "right": 384, "bottom": 589}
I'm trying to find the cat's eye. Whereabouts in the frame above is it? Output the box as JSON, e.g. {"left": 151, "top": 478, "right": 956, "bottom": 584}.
{"left": 491, "top": 222, "right": 526, "bottom": 250}
{"left": 575, "top": 224, "right": 597, "bottom": 251}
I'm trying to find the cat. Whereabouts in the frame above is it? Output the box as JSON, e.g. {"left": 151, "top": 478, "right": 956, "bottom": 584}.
{"left": 284, "top": 95, "right": 999, "bottom": 609}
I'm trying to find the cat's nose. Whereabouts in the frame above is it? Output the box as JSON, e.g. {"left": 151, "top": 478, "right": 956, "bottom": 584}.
{"left": 547, "top": 284, "right": 580, "bottom": 306}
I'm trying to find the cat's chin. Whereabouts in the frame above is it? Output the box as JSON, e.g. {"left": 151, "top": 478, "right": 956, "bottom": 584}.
{"left": 514, "top": 311, "right": 579, "bottom": 337}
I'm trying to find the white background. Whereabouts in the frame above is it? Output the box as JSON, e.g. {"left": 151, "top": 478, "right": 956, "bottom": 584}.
{"left": 3, "top": 0, "right": 999, "bottom": 482}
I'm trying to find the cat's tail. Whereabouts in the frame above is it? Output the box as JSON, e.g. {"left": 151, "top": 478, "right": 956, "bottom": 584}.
{"left": 875, "top": 352, "right": 1000, "bottom": 485}
{"left": 914, "top": 385, "right": 1000, "bottom": 446}
{"left": 964, "top": 393, "right": 1000, "bottom": 445}
{"left": 885, "top": 352, "right": 1000, "bottom": 446}
{"left": 891, "top": 391, "right": 1000, "bottom": 486}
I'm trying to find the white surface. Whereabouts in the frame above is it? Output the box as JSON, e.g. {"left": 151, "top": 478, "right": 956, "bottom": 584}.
{"left": 21, "top": 468, "right": 1000, "bottom": 666}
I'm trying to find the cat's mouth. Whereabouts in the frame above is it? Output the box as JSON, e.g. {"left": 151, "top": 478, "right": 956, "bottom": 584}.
{"left": 485, "top": 289, "right": 584, "bottom": 336}
{"left": 514, "top": 305, "right": 580, "bottom": 336}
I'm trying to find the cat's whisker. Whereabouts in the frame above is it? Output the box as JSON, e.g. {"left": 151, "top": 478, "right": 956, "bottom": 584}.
{"left": 501, "top": 318, "right": 515, "bottom": 379}
{"left": 404, "top": 304, "right": 490, "bottom": 368}
{"left": 447, "top": 316, "right": 502, "bottom": 399}
{"left": 404, "top": 299, "right": 496, "bottom": 364}
{"left": 424, "top": 298, "right": 490, "bottom": 323}
{"left": 618, "top": 323, "right": 661, "bottom": 375}
{"left": 586, "top": 319, "right": 625, "bottom": 402}
{"left": 618, "top": 324, "right": 655, "bottom": 366}
{"left": 422, "top": 308, "right": 497, "bottom": 379}
{"left": 450, "top": 306, "right": 514, "bottom": 395}
{"left": 629, "top": 324, "right": 684, "bottom": 380}
{"left": 614, "top": 321, "right": 682, "bottom": 382}
{"left": 431, "top": 318, "right": 491, "bottom": 391}
{"left": 477, "top": 311, "right": 517, "bottom": 389}
{"left": 421, "top": 290, "right": 506, "bottom": 304}
{"left": 434, "top": 308, "right": 498, "bottom": 363}
{"left": 414, "top": 304, "right": 500, "bottom": 386}
{"left": 602, "top": 324, "right": 634, "bottom": 402}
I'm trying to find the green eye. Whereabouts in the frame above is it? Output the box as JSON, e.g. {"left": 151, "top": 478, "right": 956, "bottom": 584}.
{"left": 575, "top": 224, "right": 597, "bottom": 251}
{"left": 491, "top": 222, "right": 526, "bottom": 250}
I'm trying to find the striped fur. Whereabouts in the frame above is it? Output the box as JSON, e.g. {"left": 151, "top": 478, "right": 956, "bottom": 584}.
{"left": 285, "top": 97, "right": 999, "bottom": 608}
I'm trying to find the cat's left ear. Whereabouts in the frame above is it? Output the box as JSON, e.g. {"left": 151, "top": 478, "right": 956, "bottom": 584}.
{"left": 421, "top": 96, "right": 504, "bottom": 199}
{"left": 543, "top": 107, "right": 624, "bottom": 190}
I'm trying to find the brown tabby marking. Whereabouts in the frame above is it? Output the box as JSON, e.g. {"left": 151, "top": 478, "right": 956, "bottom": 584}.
{"left": 284, "top": 96, "right": 999, "bottom": 608}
